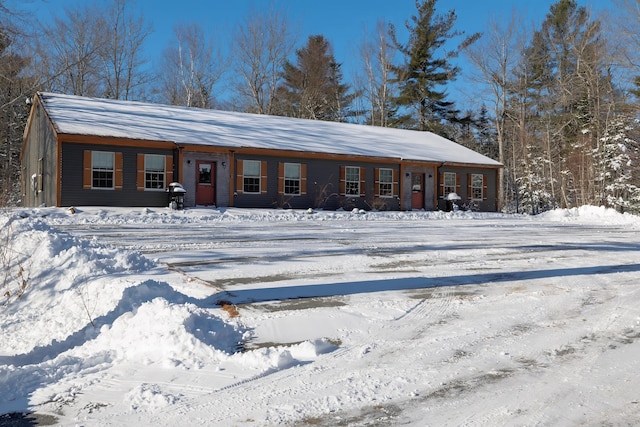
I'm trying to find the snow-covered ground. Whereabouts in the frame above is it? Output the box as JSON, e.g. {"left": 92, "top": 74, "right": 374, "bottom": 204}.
{"left": 1, "top": 206, "right": 640, "bottom": 426}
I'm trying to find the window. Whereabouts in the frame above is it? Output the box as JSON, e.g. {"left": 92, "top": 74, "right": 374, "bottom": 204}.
{"left": 145, "top": 154, "right": 166, "bottom": 189}
{"left": 378, "top": 168, "right": 393, "bottom": 197}
{"left": 443, "top": 172, "right": 457, "bottom": 197}
{"left": 470, "top": 174, "right": 484, "bottom": 200}
{"left": 243, "top": 160, "right": 261, "bottom": 193}
{"left": 340, "top": 166, "right": 365, "bottom": 197}
{"left": 85, "top": 150, "right": 122, "bottom": 190}
{"left": 236, "top": 160, "right": 267, "bottom": 195}
{"left": 92, "top": 151, "right": 114, "bottom": 189}
{"left": 137, "top": 154, "right": 172, "bottom": 191}
{"left": 278, "top": 162, "right": 306, "bottom": 196}
{"left": 345, "top": 166, "right": 360, "bottom": 195}
{"left": 284, "top": 163, "right": 300, "bottom": 195}
{"left": 199, "top": 163, "right": 212, "bottom": 184}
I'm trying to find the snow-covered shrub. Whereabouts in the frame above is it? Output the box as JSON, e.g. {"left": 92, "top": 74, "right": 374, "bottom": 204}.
{"left": 595, "top": 115, "right": 640, "bottom": 214}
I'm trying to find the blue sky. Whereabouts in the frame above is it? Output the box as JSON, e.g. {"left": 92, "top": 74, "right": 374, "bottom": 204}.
{"left": 27, "top": 0, "right": 611, "bottom": 107}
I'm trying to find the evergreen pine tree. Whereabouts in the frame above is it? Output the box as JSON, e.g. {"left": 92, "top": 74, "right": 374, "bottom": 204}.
{"left": 388, "top": 0, "right": 479, "bottom": 134}
{"left": 274, "top": 35, "right": 353, "bottom": 121}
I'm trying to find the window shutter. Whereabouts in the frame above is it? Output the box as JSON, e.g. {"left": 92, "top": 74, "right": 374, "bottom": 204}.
{"left": 483, "top": 174, "right": 488, "bottom": 200}
{"left": 455, "top": 173, "right": 461, "bottom": 194}
{"left": 439, "top": 172, "right": 444, "bottom": 197}
{"left": 339, "top": 166, "right": 346, "bottom": 195}
{"left": 236, "top": 160, "right": 243, "bottom": 194}
{"left": 278, "top": 162, "right": 284, "bottom": 194}
{"left": 260, "top": 161, "right": 268, "bottom": 194}
{"left": 467, "top": 174, "right": 472, "bottom": 199}
{"left": 115, "top": 152, "right": 123, "bottom": 190}
{"left": 374, "top": 168, "right": 380, "bottom": 197}
{"left": 393, "top": 169, "right": 399, "bottom": 197}
{"left": 301, "top": 163, "right": 307, "bottom": 195}
{"left": 359, "top": 167, "right": 366, "bottom": 196}
{"left": 83, "top": 150, "right": 92, "bottom": 189}
{"left": 136, "top": 154, "right": 145, "bottom": 190}
{"left": 165, "top": 155, "right": 174, "bottom": 186}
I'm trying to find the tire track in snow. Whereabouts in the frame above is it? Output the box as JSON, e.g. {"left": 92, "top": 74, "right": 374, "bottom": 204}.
{"left": 146, "top": 334, "right": 370, "bottom": 423}
{"left": 431, "top": 258, "right": 638, "bottom": 427}
{"left": 146, "top": 282, "right": 462, "bottom": 423}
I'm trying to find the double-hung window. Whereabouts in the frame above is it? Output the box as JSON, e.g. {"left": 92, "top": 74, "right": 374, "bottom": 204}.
{"left": 284, "top": 163, "right": 301, "bottom": 195}
{"left": 378, "top": 168, "right": 393, "bottom": 197}
{"left": 85, "top": 150, "right": 122, "bottom": 190}
{"left": 243, "top": 160, "right": 261, "bottom": 193}
{"left": 145, "top": 154, "right": 166, "bottom": 189}
{"left": 137, "top": 154, "right": 172, "bottom": 191}
{"left": 470, "top": 174, "right": 484, "bottom": 200}
{"left": 443, "top": 172, "right": 457, "bottom": 197}
{"left": 345, "top": 166, "right": 360, "bottom": 195}
{"left": 92, "top": 151, "right": 114, "bottom": 189}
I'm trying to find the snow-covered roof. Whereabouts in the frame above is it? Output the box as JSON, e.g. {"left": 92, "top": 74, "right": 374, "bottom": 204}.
{"left": 38, "top": 92, "right": 501, "bottom": 166}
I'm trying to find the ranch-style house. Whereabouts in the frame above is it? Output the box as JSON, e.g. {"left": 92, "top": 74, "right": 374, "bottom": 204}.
{"left": 21, "top": 92, "right": 502, "bottom": 211}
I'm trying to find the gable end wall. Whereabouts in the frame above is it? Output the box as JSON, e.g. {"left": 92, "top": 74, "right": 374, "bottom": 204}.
{"left": 21, "top": 102, "right": 58, "bottom": 207}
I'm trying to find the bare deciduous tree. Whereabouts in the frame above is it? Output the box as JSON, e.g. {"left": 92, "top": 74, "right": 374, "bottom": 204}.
{"left": 231, "top": 3, "right": 295, "bottom": 114}
{"left": 27, "top": 0, "right": 149, "bottom": 100}
{"left": 355, "top": 20, "right": 396, "bottom": 127}
{"left": 98, "top": 0, "right": 152, "bottom": 100}
{"left": 157, "top": 23, "right": 226, "bottom": 109}
{"left": 464, "top": 11, "right": 521, "bottom": 210}
{"left": 35, "top": 3, "right": 105, "bottom": 96}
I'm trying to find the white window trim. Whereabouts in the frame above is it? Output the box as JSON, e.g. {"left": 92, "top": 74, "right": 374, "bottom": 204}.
{"left": 378, "top": 168, "right": 393, "bottom": 198}
{"left": 243, "top": 160, "right": 262, "bottom": 194}
{"left": 283, "top": 162, "right": 301, "bottom": 196}
{"left": 443, "top": 172, "right": 456, "bottom": 198}
{"left": 92, "top": 151, "right": 115, "bottom": 190}
{"left": 471, "top": 173, "right": 484, "bottom": 200}
{"left": 144, "top": 154, "right": 166, "bottom": 191}
{"left": 345, "top": 166, "right": 360, "bottom": 196}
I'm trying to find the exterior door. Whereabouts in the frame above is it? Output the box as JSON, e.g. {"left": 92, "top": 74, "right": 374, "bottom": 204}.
{"left": 195, "top": 161, "right": 215, "bottom": 206}
{"left": 411, "top": 173, "right": 424, "bottom": 210}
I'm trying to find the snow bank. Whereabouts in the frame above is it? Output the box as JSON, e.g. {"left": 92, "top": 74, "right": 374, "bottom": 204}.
{"left": 2, "top": 205, "right": 640, "bottom": 424}
{"left": 1, "top": 213, "right": 154, "bottom": 354}
{"left": 37, "top": 205, "right": 512, "bottom": 228}
{"left": 539, "top": 205, "right": 640, "bottom": 225}
{"left": 0, "top": 211, "right": 339, "bottom": 416}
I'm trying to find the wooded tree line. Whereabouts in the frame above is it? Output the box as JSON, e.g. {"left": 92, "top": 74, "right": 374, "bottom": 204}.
{"left": 1, "top": 0, "right": 639, "bottom": 214}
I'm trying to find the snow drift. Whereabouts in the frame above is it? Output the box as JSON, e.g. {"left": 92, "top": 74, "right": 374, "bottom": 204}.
{"left": 1, "top": 206, "right": 640, "bottom": 426}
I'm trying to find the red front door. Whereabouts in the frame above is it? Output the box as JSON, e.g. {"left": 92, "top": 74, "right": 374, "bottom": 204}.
{"left": 411, "top": 173, "right": 424, "bottom": 210}
{"left": 195, "top": 161, "right": 215, "bottom": 206}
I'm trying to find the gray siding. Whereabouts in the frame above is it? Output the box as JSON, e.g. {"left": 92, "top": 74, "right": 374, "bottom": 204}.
{"left": 401, "top": 165, "right": 437, "bottom": 211}
{"left": 21, "top": 97, "right": 499, "bottom": 212}
{"left": 182, "top": 151, "right": 231, "bottom": 207}
{"left": 436, "top": 167, "right": 498, "bottom": 212}
{"left": 234, "top": 154, "right": 400, "bottom": 211}
{"left": 60, "top": 142, "right": 175, "bottom": 207}
{"left": 22, "top": 102, "right": 58, "bottom": 207}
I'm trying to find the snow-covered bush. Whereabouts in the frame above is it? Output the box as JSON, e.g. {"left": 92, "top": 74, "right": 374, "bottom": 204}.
{"left": 595, "top": 115, "right": 640, "bottom": 214}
